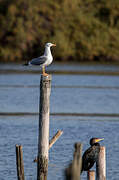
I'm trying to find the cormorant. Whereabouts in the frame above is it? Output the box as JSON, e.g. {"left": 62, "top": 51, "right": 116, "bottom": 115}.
{"left": 81, "top": 138, "right": 104, "bottom": 173}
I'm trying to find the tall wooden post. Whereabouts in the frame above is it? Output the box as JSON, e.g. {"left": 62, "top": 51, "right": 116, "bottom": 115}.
{"left": 96, "top": 146, "right": 106, "bottom": 180}
{"left": 87, "top": 170, "right": 95, "bottom": 180}
{"left": 37, "top": 75, "right": 52, "bottom": 180}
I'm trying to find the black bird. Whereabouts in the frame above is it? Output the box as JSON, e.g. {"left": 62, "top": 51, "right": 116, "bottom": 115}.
{"left": 81, "top": 138, "right": 104, "bottom": 173}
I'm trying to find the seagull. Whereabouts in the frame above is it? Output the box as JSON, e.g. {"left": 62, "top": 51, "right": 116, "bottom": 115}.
{"left": 24, "top": 42, "right": 56, "bottom": 76}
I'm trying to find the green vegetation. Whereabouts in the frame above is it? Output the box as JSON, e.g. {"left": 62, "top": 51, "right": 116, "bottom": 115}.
{"left": 0, "top": 0, "right": 119, "bottom": 62}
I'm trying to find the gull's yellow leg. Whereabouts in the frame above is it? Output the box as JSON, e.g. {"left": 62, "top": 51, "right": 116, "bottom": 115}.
{"left": 42, "top": 66, "right": 49, "bottom": 76}
{"left": 42, "top": 66, "right": 45, "bottom": 75}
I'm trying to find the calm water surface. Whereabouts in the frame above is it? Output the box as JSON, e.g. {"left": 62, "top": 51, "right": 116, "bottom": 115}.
{"left": 0, "top": 63, "right": 119, "bottom": 180}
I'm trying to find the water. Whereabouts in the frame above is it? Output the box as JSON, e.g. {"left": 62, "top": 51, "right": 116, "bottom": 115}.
{"left": 0, "top": 63, "right": 119, "bottom": 180}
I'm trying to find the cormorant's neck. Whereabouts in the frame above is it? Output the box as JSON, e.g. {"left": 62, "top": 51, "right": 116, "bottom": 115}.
{"left": 91, "top": 143, "right": 100, "bottom": 147}
{"left": 44, "top": 46, "right": 52, "bottom": 56}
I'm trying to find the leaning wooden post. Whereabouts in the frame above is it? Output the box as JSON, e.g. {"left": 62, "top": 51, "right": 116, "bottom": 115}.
{"left": 37, "top": 75, "right": 52, "bottom": 180}
{"left": 87, "top": 170, "right": 95, "bottom": 180}
{"left": 49, "top": 130, "right": 63, "bottom": 149}
{"left": 16, "top": 145, "right": 25, "bottom": 180}
{"left": 65, "top": 143, "right": 82, "bottom": 180}
{"left": 96, "top": 146, "right": 106, "bottom": 180}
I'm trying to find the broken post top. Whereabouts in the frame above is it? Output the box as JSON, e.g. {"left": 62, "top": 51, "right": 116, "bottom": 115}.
{"left": 74, "top": 143, "right": 82, "bottom": 150}
{"left": 74, "top": 143, "right": 83, "bottom": 154}
{"left": 41, "top": 74, "right": 52, "bottom": 81}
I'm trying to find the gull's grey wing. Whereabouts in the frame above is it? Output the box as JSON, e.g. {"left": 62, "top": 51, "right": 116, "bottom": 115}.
{"left": 30, "top": 56, "right": 47, "bottom": 65}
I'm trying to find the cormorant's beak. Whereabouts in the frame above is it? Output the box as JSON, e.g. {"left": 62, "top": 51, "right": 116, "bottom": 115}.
{"left": 95, "top": 138, "right": 104, "bottom": 143}
{"left": 52, "top": 43, "right": 56, "bottom": 47}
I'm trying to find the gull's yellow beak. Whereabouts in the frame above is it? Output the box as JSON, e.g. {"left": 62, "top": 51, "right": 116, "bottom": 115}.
{"left": 95, "top": 138, "right": 104, "bottom": 143}
{"left": 52, "top": 43, "right": 56, "bottom": 47}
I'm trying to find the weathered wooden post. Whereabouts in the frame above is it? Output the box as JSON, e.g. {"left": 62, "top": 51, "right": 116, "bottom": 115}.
{"left": 16, "top": 145, "right": 25, "bottom": 180}
{"left": 87, "top": 170, "right": 95, "bottom": 180}
{"left": 37, "top": 75, "right": 52, "bottom": 180}
{"left": 96, "top": 146, "right": 106, "bottom": 180}
{"left": 65, "top": 143, "right": 82, "bottom": 180}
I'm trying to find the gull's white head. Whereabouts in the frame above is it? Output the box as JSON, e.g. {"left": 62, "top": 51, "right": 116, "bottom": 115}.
{"left": 45, "top": 42, "right": 56, "bottom": 47}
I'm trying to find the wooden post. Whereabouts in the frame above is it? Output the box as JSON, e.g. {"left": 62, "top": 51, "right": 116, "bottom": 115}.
{"left": 37, "top": 75, "right": 52, "bottom": 180}
{"left": 16, "top": 145, "right": 25, "bottom": 180}
{"left": 96, "top": 146, "right": 106, "bottom": 180}
{"left": 65, "top": 143, "right": 82, "bottom": 180}
{"left": 87, "top": 170, "right": 95, "bottom": 180}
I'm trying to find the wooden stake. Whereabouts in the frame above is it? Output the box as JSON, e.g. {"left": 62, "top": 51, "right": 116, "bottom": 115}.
{"left": 65, "top": 143, "right": 82, "bottom": 180}
{"left": 16, "top": 145, "right": 25, "bottom": 180}
{"left": 87, "top": 170, "right": 95, "bottom": 180}
{"left": 37, "top": 75, "right": 52, "bottom": 180}
{"left": 96, "top": 146, "right": 106, "bottom": 180}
